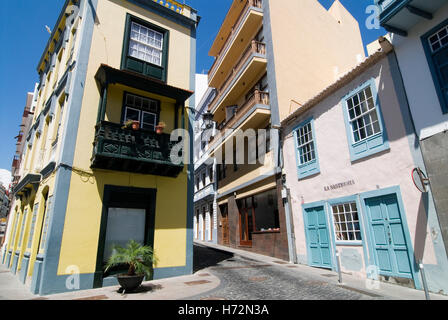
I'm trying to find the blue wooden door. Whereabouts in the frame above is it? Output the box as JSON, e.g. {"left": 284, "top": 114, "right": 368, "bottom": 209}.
{"left": 304, "top": 206, "right": 332, "bottom": 269}
{"left": 365, "top": 194, "right": 413, "bottom": 279}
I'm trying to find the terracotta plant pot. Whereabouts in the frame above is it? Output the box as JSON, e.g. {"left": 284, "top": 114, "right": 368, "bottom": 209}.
{"left": 132, "top": 121, "right": 140, "bottom": 130}
{"left": 117, "top": 274, "right": 145, "bottom": 292}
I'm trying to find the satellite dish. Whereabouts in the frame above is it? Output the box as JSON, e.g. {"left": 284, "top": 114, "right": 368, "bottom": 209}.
{"left": 412, "top": 168, "right": 429, "bottom": 193}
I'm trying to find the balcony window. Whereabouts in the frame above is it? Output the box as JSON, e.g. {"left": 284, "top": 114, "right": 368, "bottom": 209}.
{"left": 123, "top": 93, "right": 160, "bottom": 131}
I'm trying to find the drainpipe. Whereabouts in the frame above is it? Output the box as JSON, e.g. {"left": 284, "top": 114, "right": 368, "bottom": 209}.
{"left": 275, "top": 126, "right": 298, "bottom": 264}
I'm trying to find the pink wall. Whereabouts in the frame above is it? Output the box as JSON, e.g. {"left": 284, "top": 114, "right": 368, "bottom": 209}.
{"left": 282, "top": 56, "right": 441, "bottom": 282}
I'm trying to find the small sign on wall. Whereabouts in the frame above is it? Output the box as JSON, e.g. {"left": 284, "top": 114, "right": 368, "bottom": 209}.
{"left": 324, "top": 180, "right": 355, "bottom": 192}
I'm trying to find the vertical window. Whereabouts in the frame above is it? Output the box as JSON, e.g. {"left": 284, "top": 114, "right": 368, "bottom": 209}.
{"left": 332, "top": 202, "right": 362, "bottom": 242}
{"left": 209, "top": 166, "right": 213, "bottom": 183}
{"left": 202, "top": 171, "right": 206, "bottom": 187}
{"left": 346, "top": 86, "right": 381, "bottom": 143}
{"left": 27, "top": 203, "right": 39, "bottom": 249}
{"left": 129, "top": 22, "right": 163, "bottom": 67}
{"left": 342, "top": 79, "right": 389, "bottom": 161}
{"left": 422, "top": 22, "right": 448, "bottom": 114}
{"left": 39, "top": 195, "right": 52, "bottom": 252}
{"left": 122, "top": 15, "right": 169, "bottom": 81}
{"left": 18, "top": 208, "right": 28, "bottom": 248}
{"left": 293, "top": 118, "right": 320, "bottom": 179}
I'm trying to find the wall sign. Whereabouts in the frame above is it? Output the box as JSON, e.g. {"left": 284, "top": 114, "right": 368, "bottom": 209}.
{"left": 324, "top": 180, "right": 355, "bottom": 192}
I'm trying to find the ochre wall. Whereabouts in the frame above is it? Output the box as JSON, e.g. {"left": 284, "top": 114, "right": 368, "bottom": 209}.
{"left": 56, "top": 0, "right": 193, "bottom": 275}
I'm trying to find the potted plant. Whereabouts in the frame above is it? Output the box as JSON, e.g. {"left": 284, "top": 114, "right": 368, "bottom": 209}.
{"left": 155, "top": 121, "right": 166, "bottom": 134}
{"left": 122, "top": 120, "right": 140, "bottom": 131}
{"left": 105, "top": 240, "right": 157, "bottom": 293}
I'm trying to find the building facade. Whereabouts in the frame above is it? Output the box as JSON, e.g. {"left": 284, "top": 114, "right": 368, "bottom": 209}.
{"left": 0, "top": 185, "right": 9, "bottom": 220}
{"left": 1, "top": 0, "right": 198, "bottom": 296}
{"left": 203, "top": 0, "right": 365, "bottom": 261}
{"left": 193, "top": 84, "right": 218, "bottom": 244}
{"left": 1, "top": 89, "right": 37, "bottom": 249}
{"left": 282, "top": 38, "right": 448, "bottom": 294}
{"left": 376, "top": 0, "right": 448, "bottom": 258}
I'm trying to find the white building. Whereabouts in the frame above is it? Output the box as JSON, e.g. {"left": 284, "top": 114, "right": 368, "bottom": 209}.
{"left": 377, "top": 0, "right": 448, "bottom": 258}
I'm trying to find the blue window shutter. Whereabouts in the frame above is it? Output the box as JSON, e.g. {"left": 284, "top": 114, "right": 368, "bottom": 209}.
{"left": 341, "top": 78, "right": 389, "bottom": 162}
{"left": 293, "top": 117, "right": 321, "bottom": 180}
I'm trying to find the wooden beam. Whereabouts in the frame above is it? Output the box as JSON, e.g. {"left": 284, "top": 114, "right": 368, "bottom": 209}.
{"left": 406, "top": 5, "right": 433, "bottom": 20}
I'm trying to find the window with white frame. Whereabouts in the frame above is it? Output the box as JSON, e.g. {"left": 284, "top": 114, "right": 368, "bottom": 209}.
{"left": 332, "top": 202, "right": 362, "bottom": 242}
{"left": 129, "top": 22, "right": 163, "bottom": 66}
{"left": 123, "top": 93, "right": 159, "bottom": 131}
{"left": 346, "top": 85, "right": 381, "bottom": 143}
{"left": 296, "top": 122, "right": 316, "bottom": 165}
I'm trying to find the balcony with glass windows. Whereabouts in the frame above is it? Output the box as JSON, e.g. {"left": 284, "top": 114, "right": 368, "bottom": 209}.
{"left": 92, "top": 64, "right": 193, "bottom": 177}
{"left": 376, "top": 0, "right": 446, "bottom": 36}
{"left": 208, "top": 0, "right": 264, "bottom": 89}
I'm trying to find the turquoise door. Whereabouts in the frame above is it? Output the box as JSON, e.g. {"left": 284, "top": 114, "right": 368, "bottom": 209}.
{"left": 304, "top": 206, "right": 332, "bottom": 269}
{"left": 365, "top": 194, "right": 413, "bottom": 279}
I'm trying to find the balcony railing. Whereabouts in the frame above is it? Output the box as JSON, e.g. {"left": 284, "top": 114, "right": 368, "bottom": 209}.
{"left": 209, "top": 41, "right": 266, "bottom": 113}
{"left": 217, "top": 90, "right": 269, "bottom": 132}
{"left": 208, "top": 0, "right": 263, "bottom": 80}
{"left": 91, "top": 121, "right": 184, "bottom": 177}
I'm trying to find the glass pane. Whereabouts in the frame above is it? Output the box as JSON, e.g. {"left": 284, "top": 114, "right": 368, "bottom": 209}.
{"left": 103, "top": 208, "right": 146, "bottom": 263}
{"left": 125, "top": 108, "right": 140, "bottom": 122}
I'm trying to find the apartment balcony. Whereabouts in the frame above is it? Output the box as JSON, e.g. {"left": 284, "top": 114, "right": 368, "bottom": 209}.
{"left": 208, "top": 0, "right": 264, "bottom": 89}
{"left": 91, "top": 121, "right": 184, "bottom": 177}
{"left": 209, "top": 90, "right": 271, "bottom": 154}
{"left": 209, "top": 41, "right": 267, "bottom": 115}
{"left": 194, "top": 183, "right": 216, "bottom": 203}
{"left": 376, "top": 0, "right": 446, "bottom": 36}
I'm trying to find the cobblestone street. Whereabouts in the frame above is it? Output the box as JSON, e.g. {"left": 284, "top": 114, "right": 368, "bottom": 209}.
{"left": 191, "top": 244, "right": 384, "bottom": 300}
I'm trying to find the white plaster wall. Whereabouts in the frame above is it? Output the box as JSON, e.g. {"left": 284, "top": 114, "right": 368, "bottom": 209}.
{"left": 282, "top": 57, "right": 447, "bottom": 286}
{"left": 391, "top": 3, "right": 448, "bottom": 140}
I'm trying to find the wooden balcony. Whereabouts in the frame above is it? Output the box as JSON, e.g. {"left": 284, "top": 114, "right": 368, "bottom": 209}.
{"left": 209, "top": 41, "right": 267, "bottom": 114}
{"left": 91, "top": 121, "right": 184, "bottom": 177}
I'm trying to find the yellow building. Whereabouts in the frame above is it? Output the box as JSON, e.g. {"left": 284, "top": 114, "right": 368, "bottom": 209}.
{"left": 2, "top": 0, "right": 198, "bottom": 295}
{"left": 204, "top": 0, "right": 365, "bottom": 260}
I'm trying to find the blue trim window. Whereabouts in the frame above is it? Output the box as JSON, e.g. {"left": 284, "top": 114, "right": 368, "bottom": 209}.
{"left": 293, "top": 118, "right": 320, "bottom": 179}
{"left": 421, "top": 19, "right": 448, "bottom": 114}
{"left": 342, "top": 79, "right": 389, "bottom": 162}
{"left": 331, "top": 202, "right": 362, "bottom": 242}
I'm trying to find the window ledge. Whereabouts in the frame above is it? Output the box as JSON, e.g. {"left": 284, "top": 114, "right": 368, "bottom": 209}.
{"left": 335, "top": 241, "right": 363, "bottom": 247}
{"left": 252, "top": 230, "right": 280, "bottom": 234}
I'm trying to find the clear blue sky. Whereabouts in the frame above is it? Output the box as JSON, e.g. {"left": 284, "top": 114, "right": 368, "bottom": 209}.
{"left": 0, "top": 0, "right": 385, "bottom": 171}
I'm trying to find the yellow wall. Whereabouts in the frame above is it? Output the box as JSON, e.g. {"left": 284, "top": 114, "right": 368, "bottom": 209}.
{"left": 56, "top": 0, "right": 193, "bottom": 275}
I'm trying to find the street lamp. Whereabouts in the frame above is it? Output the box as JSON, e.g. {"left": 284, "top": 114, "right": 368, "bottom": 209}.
{"left": 202, "top": 111, "right": 215, "bottom": 130}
